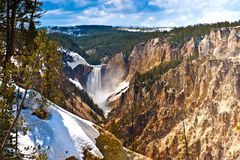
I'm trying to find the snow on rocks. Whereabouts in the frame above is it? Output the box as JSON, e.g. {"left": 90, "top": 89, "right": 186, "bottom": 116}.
{"left": 69, "top": 78, "right": 83, "bottom": 90}
{"left": 108, "top": 81, "right": 129, "bottom": 102}
{"left": 58, "top": 48, "right": 90, "bottom": 69}
{"left": 18, "top": 90, "right": 103, "bottom": 160}
{"left": 67, "top": 51, "right": 89, "bottom": 69}
{"left": 117, "top": 27, "right": 173, "bottom": 33}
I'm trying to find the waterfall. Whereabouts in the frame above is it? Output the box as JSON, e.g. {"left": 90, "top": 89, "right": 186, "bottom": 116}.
{"left": 86, "top": 65, "right": 112, "bottom": 117}
{"left": 87, "top": 66, "right": 102, "bottom": 96}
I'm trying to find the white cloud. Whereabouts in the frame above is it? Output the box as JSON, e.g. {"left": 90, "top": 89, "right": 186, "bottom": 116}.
{"left": 73, "top": 0, "right": 91, "bottom": 7}
{"left": 104, "top": 0, "right": 135, "bottom": 11}
{"left": 147, "top": 0, "right": 240, "bottom": 26}
{"left": 41, "top": 0, "right": 240, "bottom": 27}
{"left": 199, "top": 10, "right": 240, "bottom": 24}
{"left": 83, "top": 7, "right": 108, "bottom": 17}
{"left": 46, "top": 9, "right": 72, "bottom": 15}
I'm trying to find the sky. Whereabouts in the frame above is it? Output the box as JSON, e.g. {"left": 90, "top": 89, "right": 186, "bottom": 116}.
{"left": 40, "top": 0, "right": 240, "bottom": 27}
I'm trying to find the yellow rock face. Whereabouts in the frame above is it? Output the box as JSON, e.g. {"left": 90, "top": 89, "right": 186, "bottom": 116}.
{"left": 106, "top": 27, "right": 240, "bottom": 159}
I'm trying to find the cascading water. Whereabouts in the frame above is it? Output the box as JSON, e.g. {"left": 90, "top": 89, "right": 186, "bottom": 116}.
{"left": 86, "top": 65, "right": 112, "bottom": 117}
{"left": 64, "top": 49, "right": 123, "bottom": 117}
{"left": 87, "top": 66, "right": 102, "bottom": 95}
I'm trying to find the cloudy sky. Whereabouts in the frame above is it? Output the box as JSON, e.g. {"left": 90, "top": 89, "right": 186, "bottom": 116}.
{"left": 41, "top": 0, "right": 240, "bottom": 27}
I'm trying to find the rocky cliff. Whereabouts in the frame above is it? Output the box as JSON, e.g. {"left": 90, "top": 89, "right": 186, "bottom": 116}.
{"left": 127, "top": 37, "right": 195, "bottom": 79}
{"left": 102, "top": 52, "right": 128, "bottom": 90}
{"left": 106, "top": 26, "right": 240, "bottom": 159}
{"left": 60, "top": 76, "right": 104, "bottom": 123}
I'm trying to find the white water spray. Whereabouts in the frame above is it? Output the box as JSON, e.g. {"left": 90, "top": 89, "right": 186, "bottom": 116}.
{"left": 87, "top": 66, "right": 102, "bottom": 95}
{"left": 64, "top": 49, "right": 127, "bottom": 117}
{"left": 86, "top": 65, "right": 111, "bottom": 116}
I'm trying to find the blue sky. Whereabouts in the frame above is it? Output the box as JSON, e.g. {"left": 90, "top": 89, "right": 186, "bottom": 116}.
{"left": 40, "top": 0, "right": 240, "bottom": 27}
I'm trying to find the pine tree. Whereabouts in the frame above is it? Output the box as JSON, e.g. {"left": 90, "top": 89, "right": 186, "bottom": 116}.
{"left": 0, "top": 30, "right": 64, "bottom": 159}
{"left": 0, "top": 0, "right": 18, "bottom": 153}
{"left": 33, "top": 30, "right": 63, "bottom": 106}
{"left": 0, "top": 0, "right": 44, "bottom": 158}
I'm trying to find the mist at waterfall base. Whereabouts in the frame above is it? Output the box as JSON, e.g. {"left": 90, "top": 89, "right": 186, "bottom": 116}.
{"left": 86, "top": 65, "right": 122, "bottom": 117}
{"left": 87, "top": 66, "right": 109, "bottom": 110}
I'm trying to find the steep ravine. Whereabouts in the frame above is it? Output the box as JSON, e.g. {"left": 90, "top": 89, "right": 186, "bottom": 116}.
{"left": 60, "top": 47, "right": 128, "bottom": 117}
{"left": 106, "top": 26, "right": 240, "bottom": 159}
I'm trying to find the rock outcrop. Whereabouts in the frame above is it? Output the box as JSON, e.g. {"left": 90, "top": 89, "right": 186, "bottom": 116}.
{"left": 94, "top": 126, "right": 151, "bottom": 160}
{"left": 106, "top": 26, "right": 240, "bottom": 159}
{"left": 102, "top": 52, "right": 127, "bottom": 90}
{"left": 127, "top": 37, "right": 196, "bottom": 79}
{"left": 61, "top": 77, "right": 104, "bottom": 123}
{"left": 198, "top": 27, "right": 240, "bottom": 59}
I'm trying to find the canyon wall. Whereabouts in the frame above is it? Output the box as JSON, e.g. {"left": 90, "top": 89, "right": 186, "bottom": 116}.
{"left": 106, "top": 27, "right": 240, "bottom": 159}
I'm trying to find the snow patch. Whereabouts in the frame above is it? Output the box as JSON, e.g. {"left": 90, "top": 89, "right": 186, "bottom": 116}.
{"left": 58, "top": 48, "right": 90, "bottom": 69}
{"left": 108, "top": 81, "right": 129, "bottom": 102}
{"left": 118, "top": 27, "right": 173, "bottom": 32}
{"left": 18, "top": 90, "right": 103, "bottom": 160}
{"left": 11, "top": 57, "right": 20, "bottom": 67}
{"left": 67, "top": 51, "right": 89, "bottom": 69}
{"left": 69, "top": 78, "right": 83, "bottom": 90}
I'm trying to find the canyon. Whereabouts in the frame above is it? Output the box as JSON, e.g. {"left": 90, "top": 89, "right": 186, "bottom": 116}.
{"left": 3, "top": 0, "right": 240, "bottom": 159}
{"left": 105, "top": 26, "right": 240, "bottom": 159}
{"left": 57, "top": 25, "right": 240, "bottom": 159}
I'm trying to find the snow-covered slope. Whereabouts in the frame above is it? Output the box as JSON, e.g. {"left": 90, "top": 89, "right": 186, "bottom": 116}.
{"left": 67, "top": 51, "right": 89, "bottom": 69}
{"left": 69, "top": 78, "right": 83, "bottom": 90}
{"left": 18, "top": 90, "right": 103, "bottom": 160}
{"left": 58, "top": 48, "right": 90, "bottom": 69}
